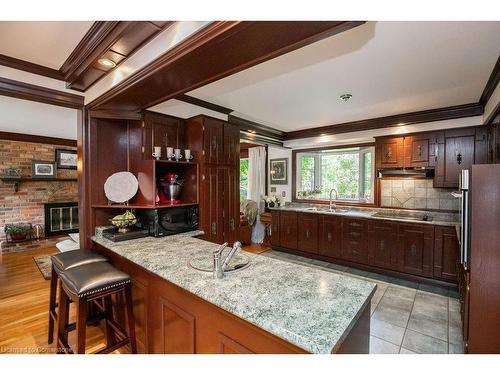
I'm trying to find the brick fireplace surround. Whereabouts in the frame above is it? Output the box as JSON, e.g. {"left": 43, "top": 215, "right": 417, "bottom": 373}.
{"left": 0, "top": 138, "right": 78, "bottom": 250}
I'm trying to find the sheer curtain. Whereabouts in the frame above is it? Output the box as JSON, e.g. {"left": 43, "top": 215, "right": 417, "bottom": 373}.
{"left": 248, "top": 146, "right": 266, "bottom": 243}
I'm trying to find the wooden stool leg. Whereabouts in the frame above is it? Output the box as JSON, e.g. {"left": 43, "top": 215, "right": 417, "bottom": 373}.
{"left": 103, "top": 295, "right": 116, "bottom": 347}
{"left": 124, "top": 284, "right": 137, "bottom": 354}
{"left": 56, "top": 286, "right": 70, "bottom": 353}
{"left": 48, "top": 266, "right": 58, "bottom": 344}
{"left": 75, "top": 298, "right": 88, "bottom": 354}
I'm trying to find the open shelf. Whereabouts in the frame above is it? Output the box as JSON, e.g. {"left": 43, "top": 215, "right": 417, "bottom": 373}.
{"left": 1, "top": 177, "right": 78, "bottom": 192}
{"left": 154, "top": 160, "right": 198, "bottom": 165}
{"left": 91, "top": 201, "right": 198, "bottom": 209}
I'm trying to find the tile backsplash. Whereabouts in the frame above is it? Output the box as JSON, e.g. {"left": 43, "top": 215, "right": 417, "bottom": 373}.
{"left": 380, "top": 179, "right": 459, "bottom": 211}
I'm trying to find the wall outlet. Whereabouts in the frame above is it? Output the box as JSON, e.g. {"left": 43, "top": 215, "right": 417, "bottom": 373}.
{"left": 281, "top": 191, "right": 286, "bottom": 197}
{"left": 270, "top": 187, "right": 276, "bottom": 193}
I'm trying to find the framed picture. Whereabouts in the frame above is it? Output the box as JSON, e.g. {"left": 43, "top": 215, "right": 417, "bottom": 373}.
{"left": 270, "top": 158, "right": 288, "bottom": 185}
{"left": 55, "top": 149, "right": 77, "bottom": 170}
{"left": 31, "top": 161, "right": 56, "bottom": 179}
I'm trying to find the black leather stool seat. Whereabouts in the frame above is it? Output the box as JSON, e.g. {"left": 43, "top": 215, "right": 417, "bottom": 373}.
{"left": 59, "top": 262, "right": 131, "bottom": 298}
{"left": 51, "top": 250, "right": 107, "bottom": 272}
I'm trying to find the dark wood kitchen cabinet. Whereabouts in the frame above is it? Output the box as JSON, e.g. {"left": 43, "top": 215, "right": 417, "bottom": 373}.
{"left": 397, "top": 223, "right": 434, "bottom": 277}
{"left": 279, "top": 211, "right": 298, "bottom": 250}
{"left": 185, "top": 115, "right": 240, "bottom": 245}
{"left": 368, "top": 220, "right": 398, "bottom": 271}
{"left": 318, "top": 215, "right": 341, "bottom": 259}
{"left": 142, "top": 111, "right": 185, "bottom": 159}
{"left": 404, "top": 133, "right": 432, "bottom": 167}
{"left": 341, "top": 218, "right": 369, "bottom": 264}
{"left": 297, "top": 213, "right": 319, "bottom": 254}
{"left": 434, "top": 226, "right": 460, "bottom": 282}
{"left": 434, "top": 126, "right": 487, "bottom": 188}
{"left": 270, "top": 211, "right": 281, "bottom": 247}
{"left": 376, "top": 137, "right": 404, "bottom": 168}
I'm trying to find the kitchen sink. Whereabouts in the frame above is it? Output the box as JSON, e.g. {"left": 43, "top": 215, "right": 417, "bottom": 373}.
{"left": 188, "top": 252, "right": 251, "bottom": 273}
{"left": 304, "top": 207, "right": 350, "bottom": 213}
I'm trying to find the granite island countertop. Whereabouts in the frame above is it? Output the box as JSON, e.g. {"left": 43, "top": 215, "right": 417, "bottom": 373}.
{"left": 92, "top": 231, "right": 376, "bottom": 354}
{"left": 271, "top": 203, "right": 459, "bottom": 227}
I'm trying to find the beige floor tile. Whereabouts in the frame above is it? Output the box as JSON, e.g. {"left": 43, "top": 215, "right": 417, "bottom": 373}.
{"left": 378, "top": 294, "right": 415, "bottom": 312}
{"left": 402, "top": 329, "right": 448, "bottom": 354}
{"left": 385, "top": 286, "right": 417, "bottom": 301}
{"left": 370, "top": 336, "right": 400, "bottom": 354}
{"left": 372, "top": 303, "right": 411, "bottom": 328}
{"left": 407, "top": 313, "right": 448, "bottom": 341}
{"left": 371, "top": 302, "right": 378, "bottom": 316}
{"left": 399, "top": 347, "right": 418, "bottom": 354}
{"left": 371, "top": 318, "right": 405, "bottom": 345}
{"left": 449, "top": 323, "right": 463, "bottom": 345}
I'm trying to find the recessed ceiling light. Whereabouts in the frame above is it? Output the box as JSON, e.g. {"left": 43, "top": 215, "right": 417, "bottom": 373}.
{"left": 340, "top": 93, "right": 352, "bottom": 102}
{"left": 97, "top": 58, "right": 116, "bottom": 68}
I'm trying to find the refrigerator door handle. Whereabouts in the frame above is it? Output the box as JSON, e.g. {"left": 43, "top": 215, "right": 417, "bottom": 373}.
{"left": 451, "top": 191, "right": 462, "bottom": 198}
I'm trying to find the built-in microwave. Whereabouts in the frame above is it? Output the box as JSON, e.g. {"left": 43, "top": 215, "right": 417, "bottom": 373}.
{"left": 136, "top": 205, "right": 199, "bottom": 237}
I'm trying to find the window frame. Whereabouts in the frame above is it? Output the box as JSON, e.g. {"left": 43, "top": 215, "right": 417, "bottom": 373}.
{"left": 292, "top": 143, "right": 377, "bottom": 207}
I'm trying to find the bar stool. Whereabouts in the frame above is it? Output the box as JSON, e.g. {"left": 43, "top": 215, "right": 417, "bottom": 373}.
{"left": 48, "top": 250, "right": 108, "bottom": 344}
{"left": 56, "top": 262, "right": 137, "bottom": 354}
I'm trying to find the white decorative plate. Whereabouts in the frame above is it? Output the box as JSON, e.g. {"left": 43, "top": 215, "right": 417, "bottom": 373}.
{"left": 104, "top": 172, "right": 139, "bottom": 203}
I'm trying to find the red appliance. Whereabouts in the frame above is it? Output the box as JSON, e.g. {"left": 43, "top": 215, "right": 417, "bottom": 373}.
{"left": 158, "top": 173, "right": 183, "bottom": 205}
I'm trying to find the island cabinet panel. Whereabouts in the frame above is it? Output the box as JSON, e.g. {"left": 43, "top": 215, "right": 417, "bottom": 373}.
{"left": 223, "top": 122, "right": 240, "bottom": 166}
{"left": 223, "top": 166, "right": 240, "bottom": 245}
{"left": 397, "top": 223, "right": 434, "bottom": 277}
{"left": 341, "top": 218, "right": 369, "bottom": 264}
{"left": 318, "top": 215, "right": 342, "bottom": 259}
{"left": 368, "top": 220, "right": 399, "bottom": 271}
{"left": 297, "top": 213, "right": 319, "bottom": 254}
{"left": 270, "top": 211, "right": 281, "bottom": 247}
{"left": 433, "top": 226, "right": 459, "bottom": 282}
{"left": 279, "top": 212, "right": 298, "bottom": 250}
{"left": 200, "top": 166, "right": 225, "bottom": 244}
{"left": 156, "top": 297, "right": 196, "bottom": 354}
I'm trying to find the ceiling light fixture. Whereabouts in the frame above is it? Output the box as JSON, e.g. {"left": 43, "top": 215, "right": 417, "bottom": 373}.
{"left": 97, "top": 58, "right": 116, "bottom": 68}
{"left": 247, "top": 129, "right": 256, "bottom": 134}
{"left": 340, "top": 93, "right": 352, "bottom": 102}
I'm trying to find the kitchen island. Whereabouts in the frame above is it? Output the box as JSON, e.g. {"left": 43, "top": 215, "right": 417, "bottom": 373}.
{"left": 92, "top": 231, "right": 376, "bottom": 354}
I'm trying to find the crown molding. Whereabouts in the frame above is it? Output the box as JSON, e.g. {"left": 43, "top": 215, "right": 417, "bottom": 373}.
{"left": 0, "top": 131, "right": 76, "bottom": 147}
{"left": 0, "top": 54, "right": 65, "bottom": 81}
{"left": 176, "top": 94, "right": 233, "bottom": 115}
{"left": 480, "top": 55, "right": 500, "bottom": 107}
{"left": 284, "top": 102, "right": 484, "bottom": 140}
{"left": 0, "top": 77, "right": 84, "bottom": 109}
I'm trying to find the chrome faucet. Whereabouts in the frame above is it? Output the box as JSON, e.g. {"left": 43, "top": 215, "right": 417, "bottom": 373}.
{"left": 329, "top": 188, "right": 338, "bottom": 211}
{"left": 213, "top": 241, "right": 242, "bottom": 279}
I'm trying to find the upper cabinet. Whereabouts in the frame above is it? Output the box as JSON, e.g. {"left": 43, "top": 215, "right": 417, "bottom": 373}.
{"left": 142, "top": 111, "right": 185, "bottom": 160}
{"left": 376, "top": 137, "right": 404, "bottom": 168}
{"left": 433, "top": 127, "right": 487, "bottom": 188}
{"left": 376, "top": 126, "right": 487, "bottom": 188}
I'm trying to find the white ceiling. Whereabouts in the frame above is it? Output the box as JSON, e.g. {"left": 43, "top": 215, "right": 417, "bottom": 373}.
{"left": 0, "top": 21, "right": 92, "bottom": 69}
{"left": 166, "top": 21, "right": 500, "bottom": 132}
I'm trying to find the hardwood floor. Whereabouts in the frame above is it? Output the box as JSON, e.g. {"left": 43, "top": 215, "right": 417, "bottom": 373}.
{"left": 0, "top": 247, "right": 119, "bottom": 354}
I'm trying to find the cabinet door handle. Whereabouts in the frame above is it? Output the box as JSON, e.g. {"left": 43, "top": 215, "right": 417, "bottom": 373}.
{"left": 230, "top": 218, "right": 235, "bottom": 231}
{"left": 327, "top": 232, "right": 332, "bottom": 241}
{"left": 410, "top": 244, "right": 417, "bottom": 256}
{"left": 380, "top": 240, "right": 385, "bottom": 251}
{"left": 386, "top": 147, "right": 392, "bottom": 160}
{"left": 287, "top": 227, "right": 291, "bottom": 235}
{"left": 306, "top": 230, "right": 310, "bottom": 239}
{"left": 212, "top": 135, "right": 217, "bottom": 150}
{"left": 456, "top": 153, "right": 462, "bottom": 165}
{"left": 417, "top": 145, "right": 422, "bottom": 157}
{"left": 211, "top": 222, "right": 217, "bottom": 235}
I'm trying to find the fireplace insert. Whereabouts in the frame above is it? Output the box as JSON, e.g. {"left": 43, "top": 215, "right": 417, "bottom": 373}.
{"left": 44, "top": 202, "right": 78, "bottom": 237}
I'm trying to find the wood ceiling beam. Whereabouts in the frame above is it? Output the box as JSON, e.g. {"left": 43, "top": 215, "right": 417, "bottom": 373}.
{"left": 176, "top": 94, "right": 234, "bottom": 114}
{"left": 0, "top": 54, "right": 64, "bottom": 81}
{"left": 0, "top": 77, "right": 84, "bottom": 109}
{"left": 87, "top": 21, "right": 365, "bottom": 111}
{"left": 284, "top": 102, "right": 484, "bottom": 140}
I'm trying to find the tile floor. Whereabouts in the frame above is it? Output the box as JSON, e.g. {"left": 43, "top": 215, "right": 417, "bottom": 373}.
{"left": 261, "top": 250, "right": 464, "bottom": 354}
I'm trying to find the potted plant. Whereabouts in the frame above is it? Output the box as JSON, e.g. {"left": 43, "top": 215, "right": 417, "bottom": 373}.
{"left": 4, "top": 224, "right": 32, "bottom": 242}
{"left": 263, "top": 195, "right": 282, "bottom": 211}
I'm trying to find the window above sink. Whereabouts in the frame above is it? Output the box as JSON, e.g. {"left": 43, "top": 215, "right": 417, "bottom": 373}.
{"left": 293, "top": 145, "right": 375, "bottom": 205}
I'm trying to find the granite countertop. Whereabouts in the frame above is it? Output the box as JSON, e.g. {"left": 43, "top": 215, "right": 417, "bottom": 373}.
{"left": 92, "top": 231, "right": 376, "bottom": 354}
{"left": 271, "top": 204, "right": 459, "bottom": 227}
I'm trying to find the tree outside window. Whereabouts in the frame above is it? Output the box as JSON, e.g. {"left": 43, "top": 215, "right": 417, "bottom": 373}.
{"left": 240, "top": 158, "right": 249, "bottom": 202}
{"left": 296, "top": 146, "right": 375, "bottom": 203}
